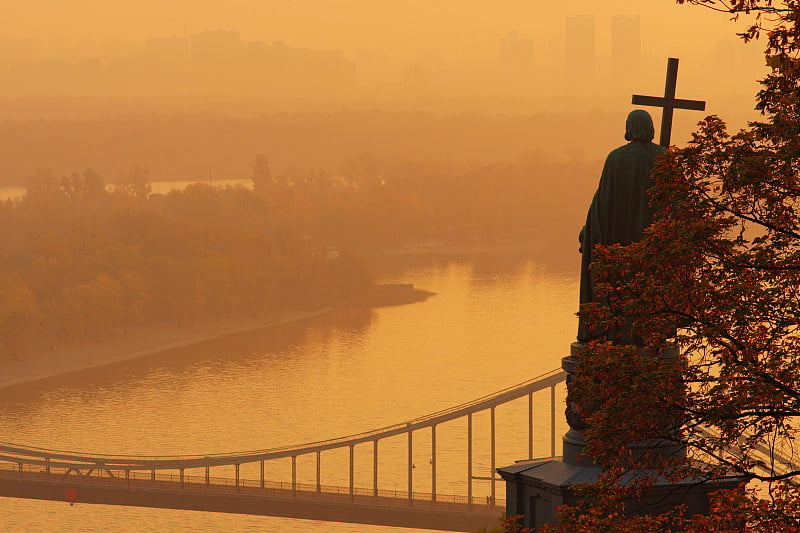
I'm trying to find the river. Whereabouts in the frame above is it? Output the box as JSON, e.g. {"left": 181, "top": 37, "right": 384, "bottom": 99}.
{"left": 0, "top": 179, "right": 254, "bottom": 201}
{"left": 0, "top": 253, "right": 578, "bottom": 532}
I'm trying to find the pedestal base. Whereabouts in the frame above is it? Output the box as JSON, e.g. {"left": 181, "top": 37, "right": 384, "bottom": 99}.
{"left": 498, "top": 459, "right": 742, "bottom": 531}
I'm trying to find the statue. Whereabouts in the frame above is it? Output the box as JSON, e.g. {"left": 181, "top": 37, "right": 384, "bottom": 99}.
{"left": 577, "top": 110, "right": 666, "bottom": 343}
{"left": 499, "top": 62, "right": 719, "bottom": 533}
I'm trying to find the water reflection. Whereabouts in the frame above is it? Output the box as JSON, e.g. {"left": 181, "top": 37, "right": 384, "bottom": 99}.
{"left": 0, "top": 309, "right": 374, "bottom": 408}
{"left": 0, "top": 255, "right": 577, "bottom": 532}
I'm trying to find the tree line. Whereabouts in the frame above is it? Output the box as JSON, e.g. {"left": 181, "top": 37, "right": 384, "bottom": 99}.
{"left": 0, "top": 156, "right": 594, "bottom": 355}
{"left": 0, "top": 169, "right": 372, "bottom": 355}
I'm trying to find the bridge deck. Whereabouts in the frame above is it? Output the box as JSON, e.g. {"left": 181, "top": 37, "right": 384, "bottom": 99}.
{"left": 0, "top": 370, "right": 566, "bottom": 531}
{"left": 0, "top": 465, "right": 503, "bottom": 532}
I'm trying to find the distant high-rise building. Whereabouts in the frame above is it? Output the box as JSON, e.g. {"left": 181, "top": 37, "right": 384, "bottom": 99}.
{"left": 611, "top": 15, "right": 641, "bottom": 74}
{"left": 190, "top": 30, "right": 241, "bottom": 75}
{"left": 0, "top": 37, "right": 40, "bottom": 67}
{"left": 501, "top": 31, "right": 534, "bottom": 68}
{"left": 565, "top": 15, "right": 595, "bottom": 77}
{"left": 146, "top": 36, "right": 189, "bottom": 70}
{"left": 245, "top": 41, "right": 356, "bottom": 94}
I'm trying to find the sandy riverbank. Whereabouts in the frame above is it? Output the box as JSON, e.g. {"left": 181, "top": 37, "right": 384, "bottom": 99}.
{"left": 0, "top": 308, "right": 335, "bottom": 390}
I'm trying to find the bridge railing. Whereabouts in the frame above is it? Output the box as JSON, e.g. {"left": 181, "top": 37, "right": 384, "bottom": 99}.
{"left": 0, "top": 368, "right": 568, "bottom": 508}
{"left": 2, "top": 363, "right": 794, "bottom": 511}
{"left": 0, "top": 456, "right": 506, "bottom": 509}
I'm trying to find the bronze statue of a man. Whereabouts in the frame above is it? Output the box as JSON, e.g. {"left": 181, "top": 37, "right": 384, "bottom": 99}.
{"left": 577, "top": 110, "right": 666, "bottom": 343}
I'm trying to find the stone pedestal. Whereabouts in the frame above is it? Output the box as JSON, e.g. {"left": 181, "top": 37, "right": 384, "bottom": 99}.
{"left": 499, "top": 459, "right": 735, "bottom": 531}
{"left": 498, "top": 342, "right": 743, "bottom": 531}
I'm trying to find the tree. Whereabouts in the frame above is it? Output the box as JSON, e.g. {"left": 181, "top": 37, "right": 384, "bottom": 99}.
{"left": 119, "top": 164, "right": 152, "bottom": 200}
{"left": 549, "top": 1, "right": 800, "bottom": 530}
{"left": 253, "top": 153, "right": 272, "bottom": 192}
{"left": 0, "top": 274, "right": 41, "bottom": 355}
{"left": 81, "top": 168, "right": 106, "bottom": 200}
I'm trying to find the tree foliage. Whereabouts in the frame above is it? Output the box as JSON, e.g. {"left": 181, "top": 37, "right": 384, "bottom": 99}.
{"left": 549, "top": 1, "right": 800, "bottom": 530}
{"left": 2, "top": 143, "right": 594, "bottom": 356}
{"left": 0, "top": 172, "right": 375, "bottom": 355}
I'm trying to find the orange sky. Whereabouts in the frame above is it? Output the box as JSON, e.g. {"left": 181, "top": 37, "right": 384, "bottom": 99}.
{"left": 0, "top": 1, "right": 773, "bottom": 143}
{"left": 0, "top": 1, "right": 758, "bottom": 57}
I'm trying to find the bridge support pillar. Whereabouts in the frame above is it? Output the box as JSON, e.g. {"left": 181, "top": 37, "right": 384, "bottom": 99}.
{"left": 315, "top": 453, "right": 320, "bottom": 493}
{"left": 491, "top": 407, "right": 496, "bottom": 505}
{"left": 528, "top": 393, "right": 534, "bottom": 460}
{"left": 349, "top": 446, "right": 354, "bottom": 502}
{"left": 372, "top": 441, "right": 378, "bottom": 497}
{"left": 292, "top": 456, "right": 297, "bottom": 498}
{"left": 431, "top": 424, "right": 436, "bottom": 502}
{"left": 407, "top": 427, "right": 413, "bottom": 506}
{"left": 550, "top": 385, "right": 556, "bottom": 457}
{"left": 467, "top": 413, "right": 472, "bottom": 510}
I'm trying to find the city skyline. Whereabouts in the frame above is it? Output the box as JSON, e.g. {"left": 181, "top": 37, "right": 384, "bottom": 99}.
{"left": 0, "top": 11, "right": 765, "bottom": 118}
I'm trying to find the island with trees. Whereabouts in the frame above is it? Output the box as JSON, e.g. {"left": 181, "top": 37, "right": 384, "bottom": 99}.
{"left": 2, "top": 148, "right": 587, "bottom": 359}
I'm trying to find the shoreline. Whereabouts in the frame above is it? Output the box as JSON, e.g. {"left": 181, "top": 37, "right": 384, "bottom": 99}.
{"left": 382, "top": 240, "right": 546, "bottom": 256}
{"left": 0, "top": 307, "right": 335, "bottom": 391}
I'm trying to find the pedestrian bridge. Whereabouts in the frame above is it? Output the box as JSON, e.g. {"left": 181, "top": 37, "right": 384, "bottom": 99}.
{"left": 0, "top": 369, "right": 567, "bottom": 532}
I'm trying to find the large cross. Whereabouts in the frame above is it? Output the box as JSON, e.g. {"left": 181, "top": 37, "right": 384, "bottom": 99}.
{"left": 632, "top": 57, "right": 706, "bottom": 148}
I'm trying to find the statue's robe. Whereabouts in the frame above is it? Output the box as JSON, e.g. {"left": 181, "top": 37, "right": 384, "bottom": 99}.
{"left": 577, "top": 140, "right": 666, "bottom": 342}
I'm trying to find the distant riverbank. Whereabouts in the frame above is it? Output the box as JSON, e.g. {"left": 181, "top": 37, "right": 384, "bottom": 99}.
{"left": 0, "top": 281, "right": 436, "bottom": 391}
{"left": 0, "top": 308, "right": 335, "bottom": 391}
{"left": 0, "top": 179, "right": 254, "bottom": 201}
{"left": 383, "top": 240, "right": 545, "bottom": 256}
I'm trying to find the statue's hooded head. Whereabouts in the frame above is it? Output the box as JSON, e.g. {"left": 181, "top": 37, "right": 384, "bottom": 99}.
{"left": 625, "top": 109, "right": 655, "bottom": 142}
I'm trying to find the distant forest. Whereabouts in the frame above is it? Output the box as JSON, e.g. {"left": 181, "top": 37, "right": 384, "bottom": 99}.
{"left": 0, "top": 173, "right": 373, "bottom": 354}
{"left": 0, "top": 110, "right": 616, "bottom": 355}
{"left": 0, "top": 110, "right": 614, "bottom": 185}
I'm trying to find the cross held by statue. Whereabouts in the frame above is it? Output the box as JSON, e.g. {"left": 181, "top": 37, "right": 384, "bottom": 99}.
{"left": 632, "top": 57, "right": 706, "bottom": 148}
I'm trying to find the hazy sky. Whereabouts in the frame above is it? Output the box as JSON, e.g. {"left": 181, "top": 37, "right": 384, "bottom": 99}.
{"left": 1, "top": 1, "right": 756, "bottom": 57}
{"left": 0, "top": 1, "right": 772, "bottom": 146}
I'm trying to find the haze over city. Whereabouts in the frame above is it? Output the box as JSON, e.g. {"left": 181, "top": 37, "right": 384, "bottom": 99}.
{"left": 0, "top": 2, "right": 789, "bottom": 531}
{"left": 0, "top": 1, "right": 765, "bottom": 116}
{"left": 0, "top": 1, "right": 770, "bottom": 189}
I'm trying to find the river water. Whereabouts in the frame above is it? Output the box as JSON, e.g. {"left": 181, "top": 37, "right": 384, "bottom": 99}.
{"left": 0, "top": 253, "right": 578, "bottom": 532}
{"left": 0, "top": 179, "right": 254, "bottom": 202}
